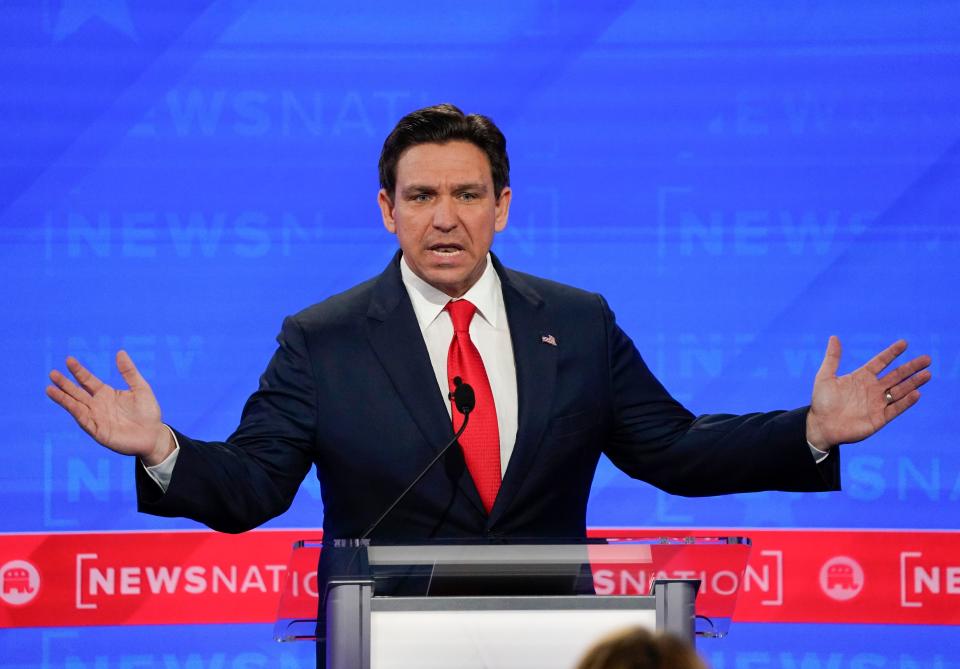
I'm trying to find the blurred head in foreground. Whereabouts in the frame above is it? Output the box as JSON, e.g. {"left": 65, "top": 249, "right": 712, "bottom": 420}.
{"left": 575, "top": 627, "right": 708, "bottom": 669}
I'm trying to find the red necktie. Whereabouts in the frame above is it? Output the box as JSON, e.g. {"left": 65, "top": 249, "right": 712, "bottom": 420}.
{"left": 445, "top": 299, "right": 501, "bottom": 514}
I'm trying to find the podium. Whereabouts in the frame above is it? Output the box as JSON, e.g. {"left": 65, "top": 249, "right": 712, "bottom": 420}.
{"left": 275, "top": 536, "right": 750, "bottom": 669}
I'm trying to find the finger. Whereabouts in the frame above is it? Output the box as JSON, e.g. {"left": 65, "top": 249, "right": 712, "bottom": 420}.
{"left": 879, "top": 354, "right": 932, "bottom": 388}
{"left": 884, "top": 389, "right": 921, "bottom": 422}
{"left": 815, "top": 335, "right": 842, "bottom": 380}
{"left": 45, "top": 384, "right": 92, "bottom": 426}
{"left": 66, "top": 356, "right": 105, "bottom": 395}
{"left": 864, "top": 339, "right": 908, "bottom": 376}
{"left": 49, "top": 369, "right": 93, "bottom": 407}
{"left": 116, "top": 350, "right": 148, "bottom": 390}
{"left": 885, "top": 369, "right": 932, "bottom": 402}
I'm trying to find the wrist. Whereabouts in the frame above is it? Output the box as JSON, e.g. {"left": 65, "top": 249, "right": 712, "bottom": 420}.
{"left": 142, "top": 426, "right": 175, "bottom": 467}
{"left": 805, "top": 411, "right": 832, "bottom": 452}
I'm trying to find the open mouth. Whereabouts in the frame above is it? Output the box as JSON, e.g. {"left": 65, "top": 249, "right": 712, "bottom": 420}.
{"left": 428, "top": 244, "right": 464, "bottom": 257}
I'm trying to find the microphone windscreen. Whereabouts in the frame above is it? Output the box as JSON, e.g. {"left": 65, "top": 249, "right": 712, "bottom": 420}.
{"left": 453, "top": 382, "right": 476, "bottom": 415}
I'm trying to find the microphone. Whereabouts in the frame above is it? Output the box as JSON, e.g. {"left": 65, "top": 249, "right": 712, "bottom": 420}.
{"left": 450, "top": 376, "right": 475, "bottom": 416}
{"left": 359, "top": 379, "right": 475, "bottom": 541}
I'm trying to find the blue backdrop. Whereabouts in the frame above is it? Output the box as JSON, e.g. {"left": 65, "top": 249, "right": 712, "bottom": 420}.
{"left": 2, "top": 1, "right": 958, "bottom": 667}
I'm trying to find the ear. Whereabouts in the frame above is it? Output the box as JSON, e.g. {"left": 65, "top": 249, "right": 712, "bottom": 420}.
{"left": 378, "top": 189, "right": 397, "bottom": 233}
{"left": 494, "top": 186, "right": 512, "bottom": 233}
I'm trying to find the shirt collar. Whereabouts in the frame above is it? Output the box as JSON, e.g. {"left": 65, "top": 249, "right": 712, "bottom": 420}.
{"left": 399, "top": 253, "right": 503, "bottom": 332}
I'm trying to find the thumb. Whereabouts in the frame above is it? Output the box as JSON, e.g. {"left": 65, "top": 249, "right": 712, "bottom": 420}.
{"left": 116, "top": 350, "right": 148, "bottom": 390}
{"left": 816, "top": 335, "right": 842, "bottom": 381}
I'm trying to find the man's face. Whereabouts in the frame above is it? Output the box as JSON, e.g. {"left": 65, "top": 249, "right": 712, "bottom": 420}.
{"left": 378, "top": 140, "right": 511, "bottom": 298}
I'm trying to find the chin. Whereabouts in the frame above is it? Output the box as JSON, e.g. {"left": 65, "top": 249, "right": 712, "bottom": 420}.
{"left": 429, "top": 275, "right": 467, "bottom": 295}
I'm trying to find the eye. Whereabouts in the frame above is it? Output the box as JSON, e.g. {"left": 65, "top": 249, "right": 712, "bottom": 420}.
{"left": 411, "top": 193, "right": 431, "bottom": 202}
{"left": 458, "top": 192, "right": 478, "bottom": 201}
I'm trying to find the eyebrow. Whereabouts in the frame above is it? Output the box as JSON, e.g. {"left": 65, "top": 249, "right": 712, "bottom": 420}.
{"left": 453, "top": 182, "right": 488, "bottom": 194}
{"left": 400, "top": 184, "right": 437, "bottom": 197}
{"left": 400, "top": 182, "right": 489, "bottom": 197}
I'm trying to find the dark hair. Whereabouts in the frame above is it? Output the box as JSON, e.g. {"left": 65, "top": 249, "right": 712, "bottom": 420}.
{"left": 378, "top": 103, "right": 510, "bottom": 200}
{"left": 575, "top": 627, "right": 708, "bottom": 669}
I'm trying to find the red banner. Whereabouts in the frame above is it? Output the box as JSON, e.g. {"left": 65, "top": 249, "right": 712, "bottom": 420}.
{"left": 595, "top": 528, "right": 960, "bottom": 625}
{"left": 2, "top": 528, "right": 958, "bottom": 629}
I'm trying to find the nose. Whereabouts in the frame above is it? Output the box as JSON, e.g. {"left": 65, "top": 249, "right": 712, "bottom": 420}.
{"left": 431, "top": 195, "right": 458, "bottom": 231}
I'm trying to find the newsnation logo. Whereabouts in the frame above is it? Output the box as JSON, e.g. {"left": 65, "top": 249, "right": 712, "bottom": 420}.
{"left": 1, "top": 528, "right": 958, "bottom": 628}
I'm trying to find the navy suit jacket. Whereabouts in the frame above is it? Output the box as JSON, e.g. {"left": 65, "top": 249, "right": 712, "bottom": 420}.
{"left": 137, "top": 251, "right": 839, "bottom": 541}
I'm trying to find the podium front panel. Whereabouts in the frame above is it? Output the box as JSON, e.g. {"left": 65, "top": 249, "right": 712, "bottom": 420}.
{"left": 369, "top": 596, "right": 656, "bottom": 669}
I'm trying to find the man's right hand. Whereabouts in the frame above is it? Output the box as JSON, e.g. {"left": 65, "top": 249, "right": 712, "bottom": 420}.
{"left": 46, "top": 350, "right": 174, "bottom": 466}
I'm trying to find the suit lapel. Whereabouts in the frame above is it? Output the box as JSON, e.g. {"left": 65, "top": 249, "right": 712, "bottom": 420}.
{"left": 365, "top": 253, "right": 487, "bottom": 517}
{"left": 487, "top": 257, "right": 558, "bottom": 528}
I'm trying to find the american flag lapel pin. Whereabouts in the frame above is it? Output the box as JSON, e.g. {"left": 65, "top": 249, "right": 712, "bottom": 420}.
{"left": 541, "top": 334, "right": 558, "bottom": 347}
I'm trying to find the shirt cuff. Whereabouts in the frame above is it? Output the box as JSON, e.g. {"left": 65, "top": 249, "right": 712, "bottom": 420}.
{"left": 807, "top": 440, "right": 831, "bottom": 464}
{"left": 141, "top": 425, "right": 180, "bottom": 493}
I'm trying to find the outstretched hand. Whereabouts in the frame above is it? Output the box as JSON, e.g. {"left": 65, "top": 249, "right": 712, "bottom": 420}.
{"left": 806, "top": 336, "right": 931, "bottom": 451}
{"left": 46, "top": 351, "right": 174, "bottom": 466}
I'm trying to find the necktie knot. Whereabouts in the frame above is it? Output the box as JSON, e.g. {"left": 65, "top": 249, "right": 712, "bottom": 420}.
{"left": 446, "top": 299, "right": 477, "bottom": 333}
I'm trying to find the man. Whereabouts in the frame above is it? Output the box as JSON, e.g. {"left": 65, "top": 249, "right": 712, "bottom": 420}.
{"left": 47, "top": 104, "right": 929, "bottom": 550}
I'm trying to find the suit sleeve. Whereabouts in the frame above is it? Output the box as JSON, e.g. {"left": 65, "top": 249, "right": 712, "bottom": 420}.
{"left": 598, "top": 296, "right": 840, "bottom": 496}
{"left": 136, "top": 316, "right": 317, "bottom": 532}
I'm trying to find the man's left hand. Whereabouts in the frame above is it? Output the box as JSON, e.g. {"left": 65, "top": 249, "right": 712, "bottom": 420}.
{"left": 806, "top": 336, "right": 931, "bottom": 451}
